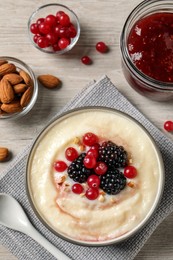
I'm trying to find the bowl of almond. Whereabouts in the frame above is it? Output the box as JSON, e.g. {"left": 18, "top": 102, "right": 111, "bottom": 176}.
{"left": 0, "top": 57, "right": 38, "bottom": 119}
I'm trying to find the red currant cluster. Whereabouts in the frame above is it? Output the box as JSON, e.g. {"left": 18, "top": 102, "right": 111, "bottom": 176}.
{"left": 54, "top": 132, "right": 137, "bottom": 201}
{"left": 30, "top": 11, "right": 77, "bottom": 51}
{"left": 81, "top": 42, "right": 108, "bottom": 65}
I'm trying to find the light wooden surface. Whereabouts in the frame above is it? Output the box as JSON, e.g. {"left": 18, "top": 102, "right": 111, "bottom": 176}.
{"left": 0, "top": 0, "right": 173, "bottom": 259}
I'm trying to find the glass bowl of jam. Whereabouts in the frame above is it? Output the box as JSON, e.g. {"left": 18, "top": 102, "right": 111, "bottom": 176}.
{"left": 121, "top": 0, "right": 173, "bottom": 101}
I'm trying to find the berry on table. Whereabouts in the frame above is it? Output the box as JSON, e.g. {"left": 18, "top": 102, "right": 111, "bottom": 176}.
{"left": 83, "top": 155, "right": 97, "bottom": 169}
{"left": 85, "top": 187, "right": 99, "bottom": 200}
{"left": 72, "top": 183, "right": 84, "bottom": 194}
{"left": 87, "top": 175, "right": 100, "bottom": 188}
{"left": 82, "top": 132, "right": 98, "bottom": 146}
{"left": 96, "top": 42, "right": 108, "bottom": 53}
{"left": 164, "top": 121, "right": 173, "bottom": 132}
{"left": 54, "top": 160, "right": 67, "bottom": 172}
{"left": 124, "top": 166, "right": 137, "bottom": 179}
{"left": 65, "top": 147, "right": 78, "bottom": 161}
{"left": 81, "top": 56, "right": 92, "bottom": 65}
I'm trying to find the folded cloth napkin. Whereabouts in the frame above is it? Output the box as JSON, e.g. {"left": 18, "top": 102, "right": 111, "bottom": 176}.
{"left": 0, "top": 75, "right": 173, "bottom": 260}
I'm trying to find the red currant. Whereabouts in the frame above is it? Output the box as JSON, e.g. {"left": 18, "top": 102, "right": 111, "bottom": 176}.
{"left": 83, "top": 132, "right": 99, "bottom": 146}
{"left": 87, "top": 146, "right": 99, "bottom": 158}
{"left": 45, "top": 14, "right": 57, "bottom": 27}
{"left": 124, "top": 166, "right": 137, "bottom": 179}
{"left": 30, "top": 23, "right": 39, "bottom": 34}
{"left": 33, "top": 34, "right": 40, "bottom": 43}
{"left": 39, "top": 22, "right": 51, "bottom": 35}
{"left": 53, "top": 43, "right": 61, "bottom": 51}
{"left": 85, "top": 187, "right": 99, "bottom": 200}
{"left": 56, "top": 11, "right": 65, "bottom": 20}
{"left": 81, "top": 56, "right": 92, "bottom": 65}
{"left": 164, "top": 121, "right": 173, "bottom": 132}
{"left": 58, "top": 37, "right": 70, "bottom": 49}
{"left": 54, "top": 160, "right": 67, "bottom": 172}
{"left": 37, "top": 37, "right": 49, "bottom": 48}
{"left": 65, "top": 147, "right": 78, "bottom": 161}
{"left": 59, "top": 13, "right": 70, "bottom": 27}
{"left": 58, "top": 27, "right": 68, "bottom": 38}
{"left": 94, "top": 162, "right": 108, "bottom": 175}
{"left": 83, "top": 155, "right": 97, "bottom": 169}
{"left": 96, "top": 42, "right": 108, "bottom": 53}
{"left": 72, "top": 183, "right": 84, "bottom": 194}
{"left": 46, "top": 32, "right": 57, "bottom": 45}
{"left": 87, "top": 175, "right": 100, "bottom": 188}
{"left": 36, "top": 18, "right": 45, "bottom": 25}
{"left": 68, "top": 25, "right": 77, "bottom": 38}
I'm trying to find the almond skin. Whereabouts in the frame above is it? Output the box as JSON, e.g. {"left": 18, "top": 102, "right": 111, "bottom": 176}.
{"left": 1, "top": 100, "right": 22, "bottom": 113}
{"left": 20, "top": 86, "right": 33, "bottom": 107}
{"left": 0, "top": 147, "right": 9, "bottom": 161}
{"left": 38, "top": 74, "right": 61, "bottom": 89}
{"left": 0, "top": 79, "right": 14, "bottom": 103}
{"left": 3, "top": 73, "right": 23, "bottom": 85}
{"left": 13, "top": 83, "right": 27, "bottom": 94}
{"left": 0, "top": 60, "right": 8, "bottom": 66}
{"left": 0, "top": 63, "right": 16, "bottom": 76}
{"left": 19, "top": 70, "right": 33, "bottom": 86}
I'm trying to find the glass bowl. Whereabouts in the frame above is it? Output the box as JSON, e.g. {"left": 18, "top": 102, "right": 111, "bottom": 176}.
{"left": 28, "top": 3, "right": 80, "bottom": 54}
{"left": 120, "top": 0, "right": 173, "bottom": 101}
{"left": 0, "top": 56, "right": 38, "bottom": 120}
{"left": 26, "top": 107, "right": 164, "bottom": 246}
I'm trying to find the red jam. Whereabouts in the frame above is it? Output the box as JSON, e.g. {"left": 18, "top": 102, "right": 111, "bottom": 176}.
{"left": 128, "top": 12, "right": 173, "bottom": 83}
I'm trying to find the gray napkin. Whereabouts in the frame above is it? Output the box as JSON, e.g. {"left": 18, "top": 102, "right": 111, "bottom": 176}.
{"left": 0, "top": 75, "right": 172, "bottom": 260}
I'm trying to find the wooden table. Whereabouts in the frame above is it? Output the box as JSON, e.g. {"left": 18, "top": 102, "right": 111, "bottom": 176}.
{"left": 1, "top": 0, "right": 173, "bottom": 259}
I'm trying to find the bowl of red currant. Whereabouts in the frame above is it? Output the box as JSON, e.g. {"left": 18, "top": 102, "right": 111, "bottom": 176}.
{"left": 28, "top": 3, "right": 80, "bottom": 54}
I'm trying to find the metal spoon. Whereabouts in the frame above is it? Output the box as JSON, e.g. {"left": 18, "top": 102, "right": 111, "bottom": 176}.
{"left": 0, "top": 193, "right": 71, "bottom": 260}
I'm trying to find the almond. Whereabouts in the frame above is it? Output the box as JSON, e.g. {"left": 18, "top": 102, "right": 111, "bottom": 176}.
{"left": 0, "top": 147, "right": 9, "bottom": 161}
{"left": 20, "top": 86, "right": 33, "bottom": 107}
{"left": 13, "top": 83, "right": 27, "bottom": 94}
{"left": 1, "top": 100, "right": 22, "bottom": 113}
{"left": 38, "top": 74, "right": 61, "bottom": 89}
{"left": 19, "top": 70, "right": 33, "bottom": 86}
{"left": 3, "top": 73, "right": 23, "bottom": 85}
{"left": 0, "top": 63, "right": 16, "bottom": 76}
{"left": 0, "top": 79, "right": 14, "bottom": 103}
{"left": 0, "top": 60, "right": 8, "bottom": 66}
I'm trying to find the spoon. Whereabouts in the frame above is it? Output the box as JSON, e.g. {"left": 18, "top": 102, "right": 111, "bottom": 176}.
{"left": 0, "top": 193, "right": 71, "bottom": 260}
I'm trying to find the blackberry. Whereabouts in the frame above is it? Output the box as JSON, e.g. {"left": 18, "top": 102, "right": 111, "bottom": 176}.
{"left": 100, "top": 167, "right": 127, "bottom": 195}
{"left": 98, "top": 141, "right": 128, "bottom": 168}
{"left": 67, "top": 153, "right": 92, "bottom": 183}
